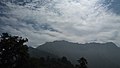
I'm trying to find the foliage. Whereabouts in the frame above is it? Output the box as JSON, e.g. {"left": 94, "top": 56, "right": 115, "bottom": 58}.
{"left": 0, "top": 33, "right": 29, "bottom": 68}
{"left": 77, "top": 57, "right": 88, "bottom": 68}
{"left": 29, "top": 56, "right": 74, "bottom": 68}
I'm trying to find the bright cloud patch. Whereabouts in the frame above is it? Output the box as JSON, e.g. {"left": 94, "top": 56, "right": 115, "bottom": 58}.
{"left": 0, "top": 0, "right": 120, "bottom": 47}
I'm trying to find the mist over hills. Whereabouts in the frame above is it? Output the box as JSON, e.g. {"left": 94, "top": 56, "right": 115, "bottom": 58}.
{"left": 29, "top": 41, "right": 120, "bottom": 68}
{"left": 28, "top": 46, "right": 58, "bottom": 58}
{"left": 1, "top": 1, "right": 120, "bottom": 68}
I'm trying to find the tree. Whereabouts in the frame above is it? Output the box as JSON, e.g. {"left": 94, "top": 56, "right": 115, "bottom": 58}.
{"left": 0, "top": 33, "right": 29, "bottom": 68}
{"left": 77, "top": 57, "right": 88, "bottom": 68}
{"left": 61, "top": 56, "right": 68, "bottom": 63}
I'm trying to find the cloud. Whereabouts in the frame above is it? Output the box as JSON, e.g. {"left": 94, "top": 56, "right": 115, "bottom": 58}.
{"left": 0, "top": 0, "right": 120, "bottom": 47}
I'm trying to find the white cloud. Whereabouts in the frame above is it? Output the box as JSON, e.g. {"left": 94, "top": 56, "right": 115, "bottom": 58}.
{"left": 0, "top": 0, "right": 120, "bottom": 47}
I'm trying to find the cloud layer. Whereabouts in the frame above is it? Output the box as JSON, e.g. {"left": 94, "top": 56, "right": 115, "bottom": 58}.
{"left": 0, "top": 0, "right": 120, "bottom": 47}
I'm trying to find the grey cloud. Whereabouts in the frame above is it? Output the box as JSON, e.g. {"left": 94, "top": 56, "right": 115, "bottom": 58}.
{"left": 0, "top": 0, "right": 120, "bottom": 47}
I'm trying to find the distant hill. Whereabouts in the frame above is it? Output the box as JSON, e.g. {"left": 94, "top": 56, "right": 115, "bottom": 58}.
{"left": 28, "top": 47, "right": 58, "bottom": 58}
{"left": 36, "top": 40, "right": 120, "bottom": 68}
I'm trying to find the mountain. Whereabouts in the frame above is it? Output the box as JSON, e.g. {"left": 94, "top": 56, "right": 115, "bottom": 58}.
{"left": 28, "top": 47, "right": 58, "bottom": 58}
{"left": 36, "top": 40, "right": 120, "bottom": 68}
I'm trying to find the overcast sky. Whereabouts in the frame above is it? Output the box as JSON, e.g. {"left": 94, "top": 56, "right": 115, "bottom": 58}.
{"left": 0, "top": 0, "right": 120, "bottom": 47}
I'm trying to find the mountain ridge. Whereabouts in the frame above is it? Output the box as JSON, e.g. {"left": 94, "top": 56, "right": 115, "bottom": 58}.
{"left": 34, "top": 40, "right": 120, "bottom": 68}
{"left": 37, "top": 40, "right": 119, "bottom": 49}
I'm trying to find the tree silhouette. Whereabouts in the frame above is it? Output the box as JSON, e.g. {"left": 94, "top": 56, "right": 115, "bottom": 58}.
{"left": 77, "top": 57, "right": 88, "bottom": 68}
{"left": 0, "top": 33, "right": 29, "bottom": 68}
{"left": 61, "top": 56, "right": 68, "bottom": 63}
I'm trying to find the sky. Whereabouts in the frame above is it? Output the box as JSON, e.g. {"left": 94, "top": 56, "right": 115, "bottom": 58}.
{"left": 0, "top": 0, "right": 120, "bottom": 47}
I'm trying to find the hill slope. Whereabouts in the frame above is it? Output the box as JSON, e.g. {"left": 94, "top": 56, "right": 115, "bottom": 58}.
{"left": 36, "top": 41, "right": 120, "bottom": 68}
{"left": 28, "top": 47, "right": 58, "bottom": 58}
